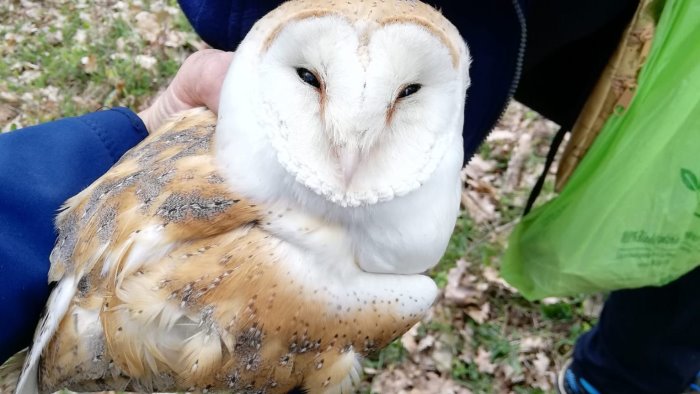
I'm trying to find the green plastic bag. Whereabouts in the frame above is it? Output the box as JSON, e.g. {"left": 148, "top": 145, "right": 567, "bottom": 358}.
{"left": 501, "top": 0, "right": 700, "bottom": 300}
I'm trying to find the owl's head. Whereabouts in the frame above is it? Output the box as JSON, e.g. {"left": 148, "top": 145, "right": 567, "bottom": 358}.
{"left": 216, "top": 0, "right": 470, "bottom": 209}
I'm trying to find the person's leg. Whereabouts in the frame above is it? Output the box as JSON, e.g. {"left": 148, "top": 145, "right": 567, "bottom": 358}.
{"left": 570, "top": 265, "right": 700, "bottom": 394}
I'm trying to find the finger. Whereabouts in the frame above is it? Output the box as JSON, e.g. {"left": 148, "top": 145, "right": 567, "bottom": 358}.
{"left": 174, "top": 49, "right": 234, "bottom": 114}
{"left": 197, "top": 50, "right": 234, "bottom": 114}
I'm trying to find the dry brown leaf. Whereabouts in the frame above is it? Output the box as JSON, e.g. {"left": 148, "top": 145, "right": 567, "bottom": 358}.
{"left": 444, "top": 260, "right": 487, "bottom": 307}
{"left": 0, "top": 91, "right": 20, "bottom": 105}
{"left": 431, "top": 343, "right": 454, "bottom": 374}
{"left": 363, "top": 367, "right": 378, "bottom": 376}
{"left": 503, "top": 133, "right": 532, "bottom": 193}
{"left": 469, "top": 184, "right": 500, "bottom": 206}
{"left": 502, "top": 363, "right": 526, "bottom": 384}
{"left": 482, "top": 266, "right": 500, "bottom": 284}
{"left": 134, "top": 11, "right": 160, "bottom": 43}
{"left": 135, "top": 54, "right": 157, "bottom": 69}
{"left": 529, "top": 352, "right": 554, "bottom": 391}
{"left": 481, "top": 265, "right": 517, "bottom": 293}
{"left": 165, "top": 31, "right": 187, "bottom": 48}
{"left": 427, "top": 376, "right": 473, "bottom": 394}
{"left": 39, "top": 86, "right": 60, "bottom": 102}
{"left": 80, "top": 54, "right": 98, "bottom": 74}
{"left": 370, "top": 368, "right": 412, "bottom": 394}
{"left": 466, "top": 302, "right": 490, "bottom": 325}
{"left": 400, "top": 324, "right": 420, "bottom": 355}
{"left": 19, "top": 70, "right": 41, "bottom": 83}
{"left": 583, "top": 294, "right": 604, "bottom": 318}
{"left": 431, "top": 331, "right": 459, "bottom": 373}
{"left": 371, "top": 366, "right": 472, "bottom": 394}
{"left": 519, "top": 336, "right": 547, "bottom": 353}
{"left": 461, "top": 189, "right": 498, "bottom": 224}
{"left": 474, "top": 347, "right": 496, "bottom": 374}
{"left": 10, "top": 61, "right": 38, "bottom": 72}
{"left": 416, "top": 334, "right": 435, "bottom": 353}
{"left": 532, "top": 352, "right": 550, "bottom": 376}
{"left": 457, "top": 327, "right": 475, "bottom": 364}
{"left": 541, "top": 297, "right": 562, "bottom": 305}
{"left": 74, "top": 29, "right": 87, "bottom": 45}
{"left": 0, "top": 104, "right": 18, "bottom": 126}
{"left": 464, "top": 154, "right": 496, "bottom": 178}
{"left": 46, "top": 29, "right": 63, "bottom": 45}
{"left": 486, "top": 129, "right": 517, "bottom": 143}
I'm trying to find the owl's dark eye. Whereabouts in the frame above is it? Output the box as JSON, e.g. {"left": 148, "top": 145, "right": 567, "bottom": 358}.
{"left": 296, "top": 68, "right": 321, "bottom": 89}
{"left": 398, "top": 84, "right": 421, "bottom": 99}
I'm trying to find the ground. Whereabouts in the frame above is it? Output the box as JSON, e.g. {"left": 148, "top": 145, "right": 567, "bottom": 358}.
{"left": 0, "top": 1, "right": 601, "bottom": 393}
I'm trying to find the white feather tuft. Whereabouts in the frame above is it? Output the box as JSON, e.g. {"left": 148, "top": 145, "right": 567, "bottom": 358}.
{"left": 15, "top": 276, "right": 77, "bottom": 394}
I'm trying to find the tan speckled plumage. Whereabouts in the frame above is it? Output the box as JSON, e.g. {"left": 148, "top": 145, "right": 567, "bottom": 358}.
{"left": 255, "top": 0, "right": 464, "bottom": 66}
{"left": 34, "top": 109, "right": 421, "bottom": 393}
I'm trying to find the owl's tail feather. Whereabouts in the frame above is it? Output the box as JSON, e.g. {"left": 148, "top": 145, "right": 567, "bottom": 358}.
{"left": 0, "top": 349, "right": 27, "bottom": 393}
{"left": 16, "top": 276, "right": 77, "bottom": 394}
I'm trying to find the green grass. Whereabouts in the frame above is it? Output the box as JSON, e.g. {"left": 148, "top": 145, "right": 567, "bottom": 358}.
{"left": 0, "top": 0, "right": 197, "bottom": 130}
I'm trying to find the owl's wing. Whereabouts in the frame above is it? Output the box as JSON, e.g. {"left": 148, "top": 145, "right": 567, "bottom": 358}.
{"left": 48, "top": 108, "right": 257, "bottom": 284}
{"left": 16, "top": 109, "right": 260, "bottom": 393}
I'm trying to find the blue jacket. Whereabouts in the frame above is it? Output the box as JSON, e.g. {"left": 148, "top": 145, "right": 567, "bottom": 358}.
{"left": 0, "top": 0, "right": 531, "bottom": 362}
{"left": 0, "top": 109, "right": 148, "bottom": 361}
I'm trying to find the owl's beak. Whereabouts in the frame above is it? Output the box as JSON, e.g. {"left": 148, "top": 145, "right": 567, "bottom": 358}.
{"left": 335, "top": 146, "right": 360, "bottom": 186}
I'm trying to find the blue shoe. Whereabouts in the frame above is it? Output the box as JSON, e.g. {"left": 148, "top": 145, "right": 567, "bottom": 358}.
{"left": 558, "top": 361, "right": 700, "bottom": 394}
{"left": 557, "top": 359, "right": 601, "bottom": 394}
{"left": 687, "top": 371, "right": 700, "bottom": 393}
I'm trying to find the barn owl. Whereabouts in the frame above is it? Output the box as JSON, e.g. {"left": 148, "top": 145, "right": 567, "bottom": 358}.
{"left": 13, "top": 0, "right": 470, "bottom": 393}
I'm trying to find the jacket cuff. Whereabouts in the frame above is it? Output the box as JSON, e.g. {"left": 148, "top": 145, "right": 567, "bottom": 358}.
{"left": 76, "top": 107, "right": 149, "bottom": 164}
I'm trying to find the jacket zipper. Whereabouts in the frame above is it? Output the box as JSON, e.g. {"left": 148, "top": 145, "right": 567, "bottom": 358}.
{"left": 492, "top": 0, "right": 528, "bottom": 129}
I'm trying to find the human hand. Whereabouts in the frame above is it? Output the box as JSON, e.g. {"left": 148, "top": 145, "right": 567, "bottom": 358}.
{"left": 138, "top": 49, "right": 234, "bottom": 132}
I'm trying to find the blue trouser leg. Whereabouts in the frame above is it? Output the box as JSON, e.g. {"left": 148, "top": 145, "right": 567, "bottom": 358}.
{"left": 571, "top": 265, "right": 700, "bottom": 394}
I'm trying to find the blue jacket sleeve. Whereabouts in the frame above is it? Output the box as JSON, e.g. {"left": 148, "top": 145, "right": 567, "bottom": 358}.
{"left": 178, "top": 0, "right": 281, "bottom": 51}
{"left": 0, "top": 108, "right": 148, "bottom": 363}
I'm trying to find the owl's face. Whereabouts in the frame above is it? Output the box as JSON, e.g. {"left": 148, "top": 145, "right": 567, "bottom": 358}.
{"left": 217, "top": 1, "right": 470, "bottom": 209}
